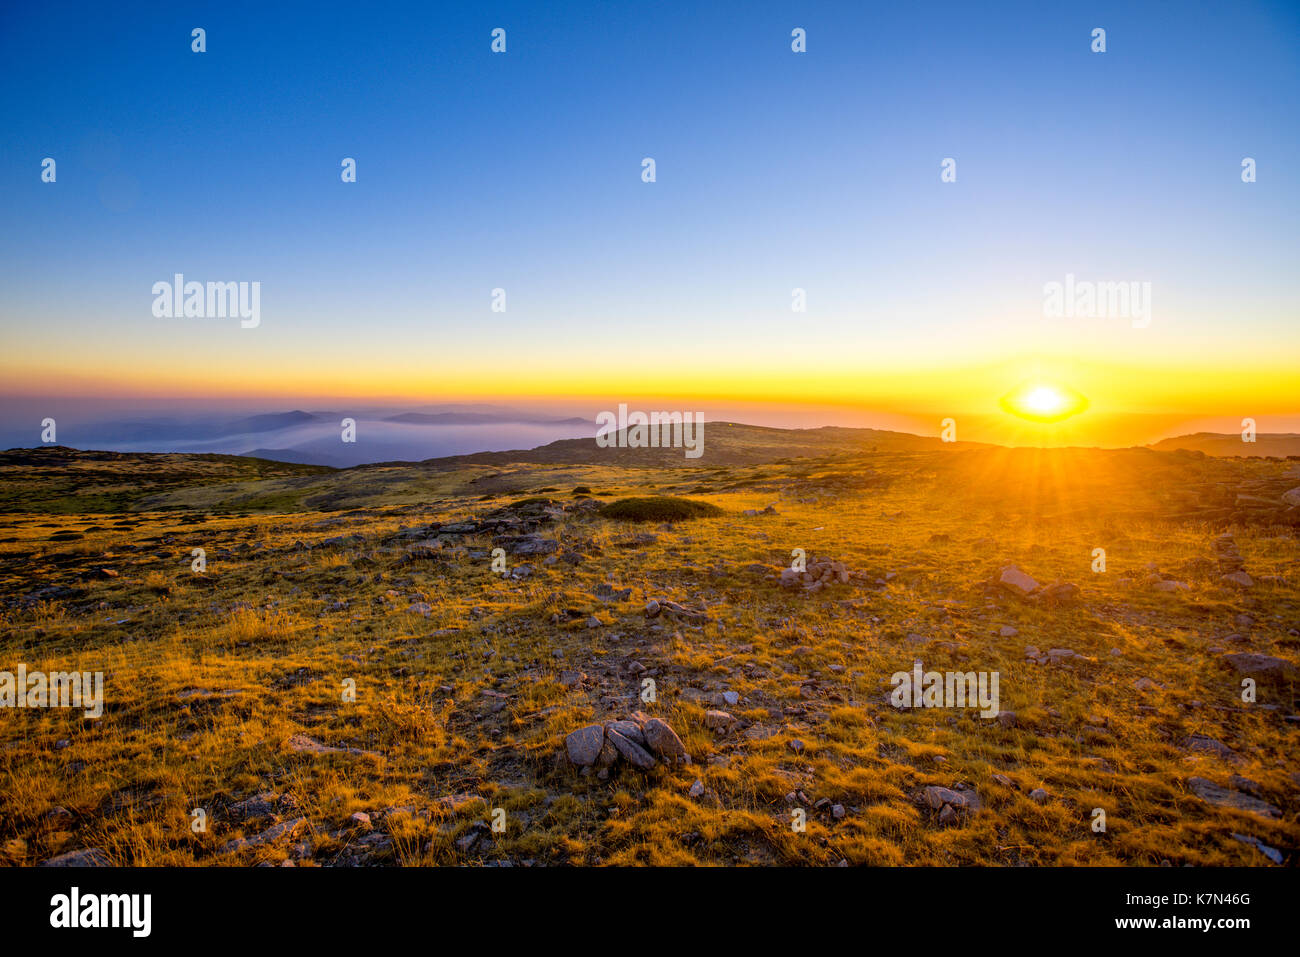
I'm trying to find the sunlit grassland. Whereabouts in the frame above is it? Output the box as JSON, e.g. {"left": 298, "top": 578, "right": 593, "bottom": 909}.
{"left": 0, "top": 450, "right": 1296, "bottom": 865}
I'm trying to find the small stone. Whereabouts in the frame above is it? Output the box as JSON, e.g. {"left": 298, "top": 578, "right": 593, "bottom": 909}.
{"left": 1029, "top": 788, "right": 1049, "bottom": 804}
{"left": 999, "top": 625, "right": 1019, "bottom": 637}
{"left": 42, "top": 847, "right": 111, "bottom": 867}
{"left": 704, "top": 710, "right": 734, "bottom": 731}
{"left": 1231, "top": 832, "right": 1283, "bottom": 864}
{"left": 998, "top": 565, "right": 1039, "bottom": 596}
{"left": 831, "top": 804, "right": 846, "bottom": 820}
{"left": 456, "top": 825, "right": 486, "bottom": 852}
{"left": 922, "top": 786, "right": 982, "bottom": 811}
{"left": 787, "top": 738, "right": 805, "bottom": 755}
{"left": 350, "top": 811, "right": 371, "bottom": 827}
{"left": 689, "top": 780, "right": 705, "bottom": 799}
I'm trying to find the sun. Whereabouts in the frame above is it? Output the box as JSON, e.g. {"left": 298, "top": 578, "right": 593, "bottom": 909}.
{"left": 1000, "top": 381, "right": 1088, "bottom": 423}
{"left": 1022, "top": 385, "right": 1067, "bottom": 415}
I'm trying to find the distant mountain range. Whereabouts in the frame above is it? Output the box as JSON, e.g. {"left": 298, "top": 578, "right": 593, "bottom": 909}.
{"left": 3, "top": 405, "right": 1297, "bottom": 468}
{"left": 385, "top": 412, "right": 588, "bottom": 426}
{"left": 1148, "top": 432, "right": 1300, "bottom": 457}
{"left": 398, "top": 422, "right": 989, "bottom": 469}
{"left": 0, "top": 406, "right": 597, "bottom": 468}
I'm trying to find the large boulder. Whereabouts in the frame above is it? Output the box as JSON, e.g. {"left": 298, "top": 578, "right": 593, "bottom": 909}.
{"left": 1187, "top": 777, "right": 1280, "bottom": 819}
{"left": 1220, "top": 653, "right": 1298, "bottom": 681}
{"left": 565, "top": 724, "right": 605, "bottom": 767}
{"left": 641, "top": 718, "right": 689, "bottom": 764}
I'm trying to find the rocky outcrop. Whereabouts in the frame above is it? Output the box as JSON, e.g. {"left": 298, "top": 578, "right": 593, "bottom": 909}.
{"left": 565, "top": 713, "right": 691, "bottom": 772}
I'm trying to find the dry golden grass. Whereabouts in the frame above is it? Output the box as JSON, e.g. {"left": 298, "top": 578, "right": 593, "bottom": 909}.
{"left": 0, "top": 448, "right": 1296, "bottom": 866}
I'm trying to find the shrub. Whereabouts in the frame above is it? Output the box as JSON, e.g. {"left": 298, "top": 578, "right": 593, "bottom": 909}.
{"left": 599, "top": 496, "right": 722, "bottom": 522}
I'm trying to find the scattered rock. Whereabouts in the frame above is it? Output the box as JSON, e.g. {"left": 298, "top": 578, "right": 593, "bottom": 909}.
{"left": 1034, "top": 582, "right": 1080, "bottom": 604}
{"left": 1184, "top": 735, "right": 1240, "bottom": 762}
{"left": 1231, "top": 832, "right": 1283, "bottom": 864}
{"left": 998, "top": 565, "right": 1039, "bottom": 596}
{"left": 42, "top": 847, "right": 110, "bottom": 867}
{"left": 1220, "top": 653, "right": 1298, "bottom": 681}
{"left": 285, "top": 734, "right": 379, "bottom": 759}
{"left": 704, "top": 710, "right": 735, "bottom": 731}
{"left": 922, "top": 786, "right": 982, "bottom": 812}
{"left": 1187, "top": 777, "right": 1280, "bottom": 819}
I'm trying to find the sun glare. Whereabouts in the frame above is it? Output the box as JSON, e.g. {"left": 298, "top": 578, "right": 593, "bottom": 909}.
{"left": 1000, "top": 381, "right": 1088, "bottom": 423}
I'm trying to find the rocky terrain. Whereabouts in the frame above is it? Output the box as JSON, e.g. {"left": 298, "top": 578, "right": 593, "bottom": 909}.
{"left": 0, "top": 444, "right": 1297, "bottom": 866}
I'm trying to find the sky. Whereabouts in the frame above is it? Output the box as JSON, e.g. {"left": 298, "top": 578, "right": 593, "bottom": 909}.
{"left": 1, "top": 0, "right": 1297, "bottom": 447}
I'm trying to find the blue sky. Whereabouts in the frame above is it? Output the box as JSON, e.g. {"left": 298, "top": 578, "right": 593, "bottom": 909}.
{"left": 0, "top": 0, "right": 1296, "bottom": 431}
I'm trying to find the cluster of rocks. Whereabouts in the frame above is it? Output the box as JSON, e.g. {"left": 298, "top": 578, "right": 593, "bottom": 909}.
{"left": 996, "top": 565, "right": 1080, "bottom": 604}
{"left": 1213, "top": 533, "right": 1254, "bottom": 589}
{"left": 1166, "top": 473, "right": 1300, "bottom": 527}
{"left": 565, "top": 712, "right": 690, "bottom": 776}
{"left": 1024, "top": 645, "right": 1095, "bottom": 666}
{"left": 779, "top": 558, "right": 852, "bottom": 592}
{"left": 1141, "top": 560, "right": 1191, "bottom": 593}
{"left": 920, "top": 784, "right": 983, "bottom": 826}
{"left": 386, "top": 496, "right": 598, "bottom": 551}
{"left": 1140, "top": 532, "right": 1265, "bottom": 593}
{"left": 1228, "top": 482, "right": 1300, "bottom": 526}
{"left": 644, "top": 598, "right": 709, "bottom": 623}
